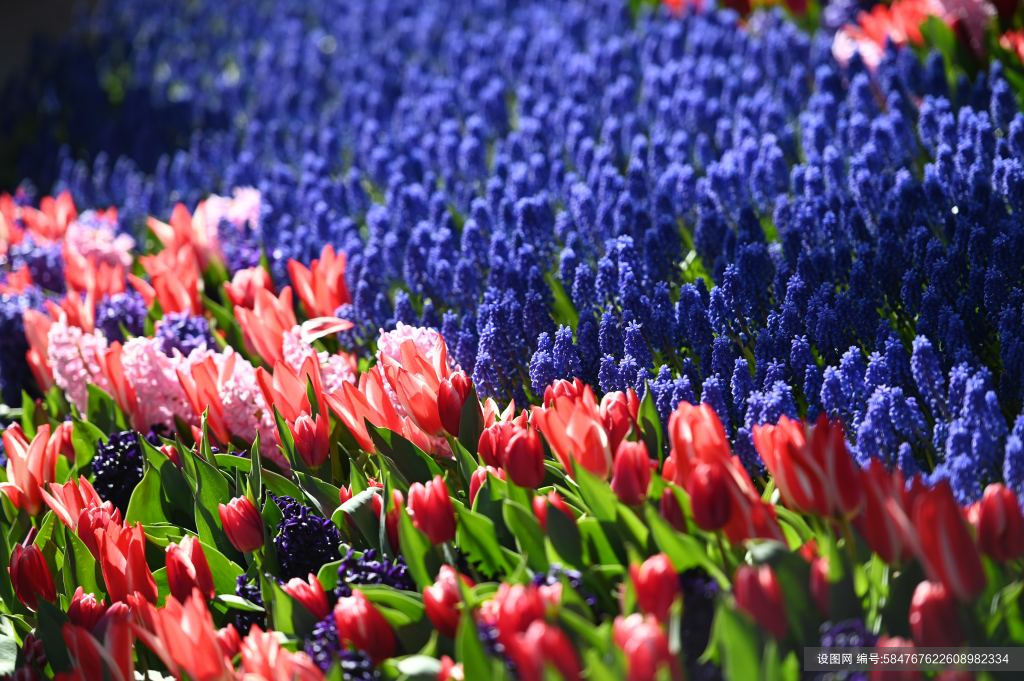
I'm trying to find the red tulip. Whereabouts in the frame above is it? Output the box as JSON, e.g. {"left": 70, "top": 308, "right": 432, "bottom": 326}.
{"left": 291, "top": 412, "right": 331, "bottom": 468}
{"left": 224, "top": 266, "right": 273, "bottom": 309}
{"left": 9, "top": 543, "right": 55, "bottom": 610}
{"left": 543, "top": 378, "right": 586, "bottom": 405}
{"left": 407, "top": 476, "right": 456, "bottom": 544}
{"left": 510, "top": 621, "right": 582, "bottom": 681}
{"left": 282, "top": 574, "right": 330, "bottom": 619}
{"left": 856, "top": 460, "right": 919, "bottom": 564}
{"left": 909, "top": 581, "right": 963, "bottom": 647}
{"left": 218, "top": 496, "right": 265, "bottom": 553}
{"left": 531, "top": 385, "right": 613, "bottom": 478}
{"left": 95, "top": 521, "right": 157, "bottom": 604}
{"left": 386, "top": 489, "right": 403, "bottom": 552}
{"left": 491, "top": 583, "right": 549, "bottom": 646}
{"left": 809, "top": 555, "right": 830, "bottom": 617}
{"left": 60, "top": 619, "right": 134, "bottom": 681}
{"left": 477, "top": 412, "right": 529, "bottom": 468}
{"left": 40, "top": 476, "right": 104, "bottom": 529}
{"left": 469, "top": 466, "right": 504, "bottom": 505}
{"left": 872, "top": 637, "right": 921, "bottom": 681}
{"left": 613, "top": 614, "right": 680, "bottom": 681}
{"left": 630, "top": 554, "right": 678, "bottom": 621}
{"left": 0, "top": 423, "right": 59, "bottom": 515}
{"left": 76, "top": 503, "right": 121, "bottom": 559}
{"left": 67, "top": 587, "right": 107, "bottom": 631}
{"left": 287, "top": 244, "right": 351, "bottom": 318}
{"left": 423, "top": 565, "right": 474, "bottom": 637}
{"left": 913, "top": 481, "right": 986, "bottom": 602}
{"left": 532, "top": 490, "right": 574, "bottom": 531}
{"left": 334, "top": 590, "right": 396, "bottom": 663}
{"left": 438, "top": 370, "right": 475, "bottom": 436}
{"left": 503, "top": 426, "right": 545, "bottom": 489}
{"left": 734, "top": 564, "right": 787, "bottom": 639}
{"left": 131, "top": 588, "right": 232, "bottom": 680}
{"left": 753, "top": 414, "right": 862, "bottom": 516}
{"left": 975, "top": 483, "right": 1024, "bottom": 562}
{"left": 166, "top": 536, "right": 215, "bottom": 602}
{"left": 665, "top": 402, "right": 783, "bottom": 544}
{"left": 216, "top": 624, "right": 241, "bottom": 659}
{"left": 240, "top": 626, "right": 323, "bottom": 681}
{"left": 379, "top": 338, "right": 451, "bottom": 436}
{"left": 611, "top": 440, "right": 652, "bottom": 506}
{"left": 659, "top": 487, "right": 687, "bottom": 532}
{"left": 686, "top": 461, "right": 731, "bottom": 531}
{"left": 438, "top": 655, "right": 465, "bottom": 681}
{"left": 600, "top": 389, "right": 640, "bottom": 452}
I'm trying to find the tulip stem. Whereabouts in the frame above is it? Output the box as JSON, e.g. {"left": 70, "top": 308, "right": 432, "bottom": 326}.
{"left": 715, "top": 532, "right": 732, "bottom": 573}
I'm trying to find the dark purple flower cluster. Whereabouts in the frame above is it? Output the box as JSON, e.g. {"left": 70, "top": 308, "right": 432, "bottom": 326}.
{"left": 155, "top": 311, "right": 216, "bottom": 356}
{"left": 95, "top": 291, "right": 148, "bottom": 343}
{"left": 233, "top": 575, "right": 266, "bottom": 633}
{"left": 271, "top": 495, "right": 341, "bottom": 581}
{"left": 531, "top": 564, "right": 597, "bottom": 610}
{"left": 90, "top": 430, "right": 144, "bottom": 512}
{"left": 334, "top": 548, "right": 415, "bottom": 597}
{"left": 304, "top": 613, "right": 380, "bottom": 679}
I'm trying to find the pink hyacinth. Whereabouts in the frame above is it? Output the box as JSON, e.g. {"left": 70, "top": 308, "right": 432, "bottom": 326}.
{"left": 282, "top": 326, "right": 357, "bottom": 394}
{"left": 63, "top": 211, "right": 135, "bottom": 269}
{"left": 120, "top": 337, "right": 202, "bottom": 429}
{"left": 47, "top": 317, "right": 111, "bottom": 413}
{"left": 377, "top": 323, "right": 454, "bottom": 372}
{"left": 209, "top": 349, "right": 286, "bottom": 469}
{"left": 195, "top": 187, "right": 261, "bottom": 235}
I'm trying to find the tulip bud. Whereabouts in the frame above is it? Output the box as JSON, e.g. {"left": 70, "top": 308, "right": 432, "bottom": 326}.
{"left": 809, "top": 556, "right": 830, "bottom": 617}
{"left": 282, "top": 574, "right": 330, "bottom": 619}
{"left": 67, "top": 587, "right": 107, "bottom": 631}
{"left": 166, "top": 536, "right": 215, "bottom": 602}
{"left": 629, "top": 554, "right": 678, "bottom": 621}
{"left": 686, "top": 461, "right": 731, "bottom": 531}
{"left": 338, "top": 486, "right": 353, "bottom": 505}
{"left": 512, "top": 621, "right": 582, "bottom": 681}
{"left": 407, "top": 476, "right": 456, "bottom": 544}
{"left": 218, "top": 497, "right": 265, "bottom": 553}
{"left": 976, "top": 483, "right": 1024, "bottom": 562}
{"left": 9, "top": 544, "right": 55, "bottom": 610}
{"left": 659, "top": 488, "right": 687, "bottom": 532}
{"left": 438, "top": 655, "right": 465, "bottom": 681}
{"left": 611, "top": 440, "right": 652, "bottom": 506}
{"left": 160, "top": 444, "right": 182, "bottom": 467}
{"left": 291, "top": 413, "right": 330, "bottom": 468}
{"left": 423, "top": 565, "right": 474, "bottom": 637}
{"left": 76, "top": 503, "right": 121, "bottom": 559}
{"left": 334, "top": 590, "right": 396, "bottom": 663}
{"left": 734, "top": 564, "right": 787, "bottom": 639}
{"left": 532, "top": 490, "right": 574, "bottom": 531}
{"left": 469, "top": 466, "right": 504, "bottom": 506}
{"left": 543, "top": 378, "right": 584, "bottom": 405}
{"left": 600, "top": 389, "right": 640, "bottom": 452}
{"left": 613, "top": 614, "right": 679, "bottom": 681}
{"left": 224, "top": 266, "right": 273, "bottom": 309}
{"left": 438, "top": 371, "right": 475, "bottom": 436}
{"left": 909, "top": 581, "right": 963, "bottom": 647}
{"left": 503, "top": 426, "right": 545, "bottom": 489}
{"left": 873, "top": 637, "right": 921, "bottom": 681}
{"left": 217, "top": 624, "right": 242, "bottom": 659}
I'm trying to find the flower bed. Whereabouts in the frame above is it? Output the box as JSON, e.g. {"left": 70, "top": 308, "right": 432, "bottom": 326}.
{"left": 2, "top": 0, "right": 1024, "bottom": 679}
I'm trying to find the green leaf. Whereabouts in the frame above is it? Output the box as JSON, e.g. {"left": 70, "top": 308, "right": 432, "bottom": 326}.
{"left": 545, "top": 502, "right": 583, "bottom": 568}
{"left": 19, "top": 392, "right": 36, "bottom": 440}
{"left": 645, "top": 507, "right": 729, "bottom": 586}
{"left": 502, "top": 501, "right": 549, "bottom": 572}
{"left": 370, "top": 425, "right": 442, "bottom": 487}
{"left": 295, "top": 471, "right": 341, "bottom": 518}
{"left": 456, "top": 610, "right": 497, "bottom": 680}
{"left": 214, "top": 594, "right": 266, "bottom": 612}
{"left": 187, "top": 436, "right": 236, "bottom": 560}
{"left": 333, "top": 488, "right": 382, "bottom": 551}
{"left": 544, "top": 272, "right": 578, "bottom": 328}
{"left": 72, "top": 417, "right": 107, "bottom": 469}
{"left": 34, "top": 600, "right": 71, "bottom": 672}
{"left": 0, "top": 614, "right": 18, "bottom": 674}
{"left": 637, "top": 383, "right": 664, "bottom": 462}
{"left": 213, "top": 455, "right": 304, "bottom": 499}
{"left": 454, "top": 503, "right": 510, "bottom": 577}
{"left": 86, "top": 384, "right": 125, "bottom": 432}
{"left": 572, "top": 463, "right": 617, "bottom": 522}
{"left": 317, "top": 560, "right": 343, "bottom": 591}
{"left": 388, "top": 655, "right": 442, "bottom": 681}
{"left": 263, "top": 577, "right": 318, "bottom": 638}
{"left": 66, "top": 526, "right": 103, "bottom": 598}
{"left": 355, "top": 585, "right": 424, "bottom": 626}
{"left": 705, "top": 604, "right": 761, "bottom": 680}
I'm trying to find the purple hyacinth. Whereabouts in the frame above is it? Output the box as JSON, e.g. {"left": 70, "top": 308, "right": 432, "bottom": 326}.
{"left": 334, "top": 548, "right": 415, "bottom": 597}
{"left": 90, "top": 431, "right": 144, "bottom": 513}
{"left": 272, "top": 495, "right": 341, "bottom": 581}
{"left": 155, "top": 312, "right": 216, "bottom": 356}
{"left": 95, "top": 291, "right": 148, "bottom": 342}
